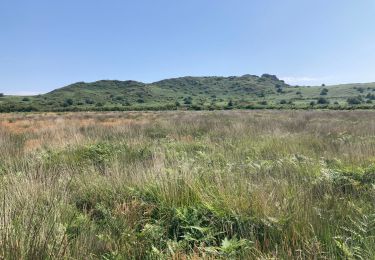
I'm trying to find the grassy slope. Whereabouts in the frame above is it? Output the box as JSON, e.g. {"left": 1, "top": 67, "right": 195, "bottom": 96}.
{"left": 1, "top": 75, "right": 375, "bottom": 112}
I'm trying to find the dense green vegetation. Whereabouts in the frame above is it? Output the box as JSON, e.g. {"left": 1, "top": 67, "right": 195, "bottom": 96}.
{"left": 1, "top": 111, "right": 375, "bottom": 259}
{"left": 1, "top": 74, "right": 375, "bottom": 112}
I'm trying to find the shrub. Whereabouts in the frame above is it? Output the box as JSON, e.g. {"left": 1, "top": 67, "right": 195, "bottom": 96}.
{"left": 190, "top": 105, "right": 202, "bottom": 110}
{"left": 85, "top": 98, "right": 95, "bottom": 105}
{"left": 184, "top": 96, "right": 192, "bottom": 105}
{"left": 366, "top": 93, "right": 375, "bottom": 100}
{"left": 63, "top": 98, "right": 74, "bottom": 107}
{"left": 320, "top": 88, "right": 329, "bottom": 95}
{"left": 317, "top": 97, "right": 329, "bottom": 104}
{"left": 258, "top": 101, "right": 268, "bottom": 105}
{"left": 347, "top": 97, "right": 362, "bottom": 105}
{"left": 355, "top": 87, "right": 365, "bottom": 93}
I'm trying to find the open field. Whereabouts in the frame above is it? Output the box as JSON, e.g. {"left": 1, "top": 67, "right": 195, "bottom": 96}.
{"left": 1, "top": 110, "right": 375, "bottom": 259}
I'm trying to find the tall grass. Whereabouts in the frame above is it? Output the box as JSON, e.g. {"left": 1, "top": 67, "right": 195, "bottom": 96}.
{"left": 0, "top": 110, "right": 374, "bottom": 259}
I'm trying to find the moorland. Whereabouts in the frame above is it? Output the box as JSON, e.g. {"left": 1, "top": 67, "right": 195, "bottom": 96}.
{"left": 1, "top": 110, "right": 374, "bottom": 259}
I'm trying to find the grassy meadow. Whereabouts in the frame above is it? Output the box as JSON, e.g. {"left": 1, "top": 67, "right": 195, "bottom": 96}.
{"left": 0, "top": 110, "right": 375, "bottom": 259}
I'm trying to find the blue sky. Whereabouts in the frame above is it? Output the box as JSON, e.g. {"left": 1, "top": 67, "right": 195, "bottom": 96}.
{"left": 1, "top": 0, "right": 375, "bottom": 95}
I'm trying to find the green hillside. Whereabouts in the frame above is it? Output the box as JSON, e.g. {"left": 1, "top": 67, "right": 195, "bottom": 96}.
{"left": 1, "top": 74, "right": 375, "bottom": 112}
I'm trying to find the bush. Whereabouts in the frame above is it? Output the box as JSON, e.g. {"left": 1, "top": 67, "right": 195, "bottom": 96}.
{"left": 63, "top": 98, "right": 74, "bottom": 107}
{"left": 279, "top": 100, "right": 287, "bottom": 104}
{"left": 190, "top": 105, "right": 202, "bottom": 111}
{"left": 184, "top": 97, "right": 193, "bottom": 105}
{"left": 317, "top": 97, "right": 329, "bottom": 104}
{"left": 320, "top": 88, "right": 329, "bottom": 95}
{"left": 347, "top": 97, "right": 362, "bottom": 105}
{"left": 355, "top": 87, "right": 365, "bottom": 93}
{"left": 85, "top": 98, "right": 95, "bottom": 105}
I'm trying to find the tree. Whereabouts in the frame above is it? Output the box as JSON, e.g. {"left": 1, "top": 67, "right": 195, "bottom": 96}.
{"left": 0, "top": 93, "right": 4, "bottom": 97}
{"left": 227, "top": 100, "right": 233, "bottom": 107}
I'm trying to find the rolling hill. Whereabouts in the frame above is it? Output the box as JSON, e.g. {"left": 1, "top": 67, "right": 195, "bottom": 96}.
{"left": 1, "top": 74, "right": 375, "bottom": 112}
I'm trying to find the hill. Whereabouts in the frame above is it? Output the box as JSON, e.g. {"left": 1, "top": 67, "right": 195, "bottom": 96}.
{"left": 1, "top": 74, "right": 375, "bottom": 112}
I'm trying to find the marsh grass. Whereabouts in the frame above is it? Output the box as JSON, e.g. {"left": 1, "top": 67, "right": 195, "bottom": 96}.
{"left": 0, "top": 110, "right": 375, "bottom": 259}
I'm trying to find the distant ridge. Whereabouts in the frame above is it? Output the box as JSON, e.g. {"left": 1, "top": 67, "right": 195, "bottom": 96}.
{"left": 1, "top": 74, "right": 375, "bottom": 112}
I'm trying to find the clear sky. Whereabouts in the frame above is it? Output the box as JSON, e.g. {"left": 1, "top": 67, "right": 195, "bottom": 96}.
{"left": 1, "top": 0, "right": 375, "bottom": 95}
